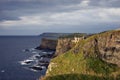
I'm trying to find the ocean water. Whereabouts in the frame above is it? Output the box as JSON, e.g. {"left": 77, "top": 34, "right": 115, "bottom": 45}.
{"left": 0, "top": 36, "right": 46, "bottom": 80}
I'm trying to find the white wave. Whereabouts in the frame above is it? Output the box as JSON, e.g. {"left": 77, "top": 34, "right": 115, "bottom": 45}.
{"left": 40, "top": 57, "right": 43, "bottom": 60}
{"left": 19, "top": 59, "right": 34, "bottom": 65}
{"left": 29, "top": 68, "right": 38, "bottom": 72}
{"left": 28, "top": 54, "right": 40, "bottom": 60}
{"left": 23, "top": 67, "right": 38, "bottom": 72}
{"left": 1, "top": 70, "right": 5, "bottom": 73}
{"left": 30, "top": 48, "right": 36, "bottom": 51}
{"left": 22, "top": 48, "right": 36, "bottom": 53}
{"left": 42, "top": 52, "right": 47, "bottom": 54}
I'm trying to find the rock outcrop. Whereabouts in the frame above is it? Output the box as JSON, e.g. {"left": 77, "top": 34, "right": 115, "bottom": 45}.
{"left": 36, "top": 38, "right": 57, "bottom": 51}
{"left": 73, "top": 30, "right": 120, "bottom": 66}
{"left": 54, "top": 38, "right": 74, "bottom": 56}
{"left": 54, "top": 34, "right": 87, "bottom": 56}
{"left": 83, "top": 30, "right": 120, "bottom": 66}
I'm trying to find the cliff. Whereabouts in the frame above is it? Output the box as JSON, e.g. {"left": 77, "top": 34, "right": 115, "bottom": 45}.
{"left": 54, "top": 38, "right": 74, "bottom": 56}
{"left": 42, "top": 30, "right": 120, "bottom": 80}
{"left": 39, "top": 33, "right": 71, "bottom": 39}
{"left": 80, "top": 30, "right": 120, "bottom": 66}
{"left": 36, "top": 38, "right": 57, "bottom": 51}
{"left": 54, "top": 33, "right": 88, "bottom": 56}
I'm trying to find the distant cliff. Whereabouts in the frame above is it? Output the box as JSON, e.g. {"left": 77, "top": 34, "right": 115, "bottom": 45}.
{"left": 36, "top": 38, "right": 57, "bottom": 51}
{"left": 39, "top": 33, "right": 71, "bottom": 39}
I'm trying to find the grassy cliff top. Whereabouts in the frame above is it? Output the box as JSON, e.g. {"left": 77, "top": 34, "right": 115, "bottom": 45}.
{"left": 59, "top": 33, "right": 88, "bottom": 39}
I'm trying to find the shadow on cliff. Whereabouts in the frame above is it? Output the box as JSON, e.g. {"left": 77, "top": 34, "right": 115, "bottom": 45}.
{"left": 44, "top": 74, "right": 120, "bottom": 80}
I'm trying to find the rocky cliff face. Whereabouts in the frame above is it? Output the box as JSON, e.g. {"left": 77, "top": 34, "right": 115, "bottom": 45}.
{"left": 54, "top": 35, "right": 87, "bottom": 56}
{"left": 74, "top": 30, "right": 120, "bottom": 66}
{"left": 36, "top": 38, "right": 57, "bottom": 51}
{"left": 54, "top": 38, "right": 75, "bottom": 56}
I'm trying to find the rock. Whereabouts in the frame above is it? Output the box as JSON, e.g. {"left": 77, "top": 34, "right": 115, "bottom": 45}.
{"left": 54, "top": 38, "right": 74, "bottom": 56}
{"left": 39, "top": 60, "right": 49, "bottom": 64}
{"left": 36, "top": 38, "right": 57, "bottom": 51}
{"left": 81, "top": 30, "right": 120, "bottom": 66}
{"left": 24, "top": 49, "right": 30, "bottom": 52}
{"left": 40, "top": 54, "right": 53, "bottom": 58}
{"left": 35, "top": 55, "right": 41, "bottom": 59}
{"left": 54, "top": 33, "right": 88, "bottom": 56}
{"left": 46, "top": 62, "right": 57, "bottom": 74}
{"left": 39, "top": 63, "right": 49, "bottom": 68}
{"left": 29, "top": 66, "right": 43, "bottom": 71}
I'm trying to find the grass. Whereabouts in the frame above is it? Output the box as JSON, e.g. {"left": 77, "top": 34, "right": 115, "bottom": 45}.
{"left": 59, "top": 33, "right": 87, "bottom": 39}
{"left": 86, "top": 57, "right": 118, "bottom": 75}
{"left": 42, "top": 74, "right": 120, "bottom": 80}
{"left": 42, "top": 51, "right": 119, "bottom": 80}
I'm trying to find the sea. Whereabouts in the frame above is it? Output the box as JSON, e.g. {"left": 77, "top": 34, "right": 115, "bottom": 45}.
{"left": 0, "top": 36, "right": 48, "bottom": 80}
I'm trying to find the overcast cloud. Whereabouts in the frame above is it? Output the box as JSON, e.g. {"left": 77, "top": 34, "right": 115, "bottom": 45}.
{"left": 0, "top": 0, "right": 120, "bottom": 35}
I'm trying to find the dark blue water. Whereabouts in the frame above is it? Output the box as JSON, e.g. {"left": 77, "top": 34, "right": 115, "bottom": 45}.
{"left": 0, "top": 36, "right": 44, "bottom": 80}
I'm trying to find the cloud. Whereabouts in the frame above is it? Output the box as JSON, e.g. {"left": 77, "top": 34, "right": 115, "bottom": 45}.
{"left": 0, "top": 0, "right": 120, "bottom": 21}
{"left": 1, "top": 8, "right": 120, "bottom": 27}
{"left": 0, "top": 0, "right": 120, "bottom": 35}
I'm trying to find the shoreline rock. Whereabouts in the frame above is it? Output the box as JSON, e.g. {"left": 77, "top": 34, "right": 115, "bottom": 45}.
{"left": 36, "top": 38, "right": 57, "bottom": 51}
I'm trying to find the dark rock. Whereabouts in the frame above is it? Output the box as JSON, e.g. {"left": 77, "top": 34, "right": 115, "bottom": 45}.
{"left": 24, "top": 61, "right": 31, "bottom": 64}
{"left": 39, "top": 60, "right": 49, "bottom": 64}
{"left": 40, "top": 54, "right": 54, "bottom": 58}
{"left": 35, "top": 55, "right": 41, "bottom": 59}
{"left": 29, "top": 66, "right": 43, "bottom": 71}
{"left": 36, "top": 38, "right": 57, "bottom": 51}
{"left": 37, "top": 60, "right": 50, "bottom": 68}
{"left": 24, "top": 49, "right": 30, "bottom": 52}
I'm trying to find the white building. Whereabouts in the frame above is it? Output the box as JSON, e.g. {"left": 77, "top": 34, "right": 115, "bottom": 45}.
{"left": 72, "top": 37, "right": 84, "bottom": 43}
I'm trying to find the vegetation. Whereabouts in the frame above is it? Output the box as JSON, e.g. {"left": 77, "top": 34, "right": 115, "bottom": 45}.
{"left": 42, "top": 52, "right": 120, "bottom": 80}
{"left": 86, "top": 57, "right": 118, "bottom": 75}
{"left": 42, "top": 74, "right": 120, "bottom": 80}
{"left": 59, "top": 33, "right": 88, "bottom": 39}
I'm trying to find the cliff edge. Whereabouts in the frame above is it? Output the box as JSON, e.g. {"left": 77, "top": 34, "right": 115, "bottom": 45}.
{"left": 54, "top": 33, "right": 88, "bottom": 56}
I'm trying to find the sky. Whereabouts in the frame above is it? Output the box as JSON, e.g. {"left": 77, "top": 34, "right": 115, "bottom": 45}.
{"left": 0, "top": 0, "right": 120, "bottom": 35}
